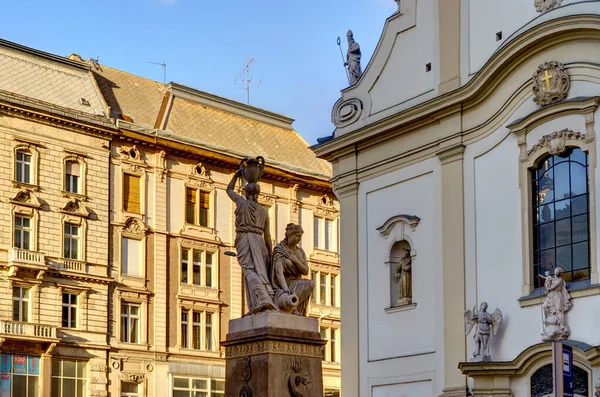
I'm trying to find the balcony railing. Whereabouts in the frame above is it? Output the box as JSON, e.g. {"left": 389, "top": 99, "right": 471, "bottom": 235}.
{"left": 0, "top": 320, "right": 56, "bottom": 339}
{"left": 9, "top": 248, "right": 46, "bottom": 267}
{"left": 58, "top": 260, "right": 86, "bottom": 273}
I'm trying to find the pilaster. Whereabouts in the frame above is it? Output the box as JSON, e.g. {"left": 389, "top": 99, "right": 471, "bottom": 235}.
{"left": 438, "top": 0, "right": 461, "bottom": 94}
{"left": 153, "top": 152, "right": 168, "bottom": 353}
{"left": 436, "top": 144, "right": 469, "bottom": 397}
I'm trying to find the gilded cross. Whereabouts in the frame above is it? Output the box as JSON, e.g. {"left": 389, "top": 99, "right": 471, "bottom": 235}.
{"left": 542, "top": 70, "right": 553, "bottom": 90}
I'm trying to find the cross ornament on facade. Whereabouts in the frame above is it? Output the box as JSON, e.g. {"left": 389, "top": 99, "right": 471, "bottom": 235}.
{"left": 542, "top": 70, "right": 553, "bottom": 89}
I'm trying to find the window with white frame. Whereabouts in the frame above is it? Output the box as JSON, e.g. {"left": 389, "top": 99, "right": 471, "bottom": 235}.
{"left": 320, "top": 326, "right": 339, "bottom": 364}
{"left": 121, "top": 381, "right": 140, "bottom": 397}
{"left": 121, "top": 237, "right": 142, "bottom": 277}
{"left": 14, "top": 215, "right": 32, "bottom": 250}
{"left": 120, "top": 303, "right": 141, "bottom": 344}
{"left": 173, "top": 377, "right": 224, "bottom": 397}
{"left": 51, "top": 358, "right": 87, "bottom": 397}
{"left": 63, "top": 223, "right": 80, "bottom": 260}
{"left": 12, "top": 286, "right": 30, "bottom": 322}
{"left": 186, "top": 187, "right": 210, "bottom": 227}
{"left": 65, "top": 161, "right": 81, "bottom": 194}
{"left": 15, "top": 150, "right": 32, "bottom": 184}
{"left": 180, "top": 248, "right": 214, "bottom": 288}
{"left": 314, "top": 216, "right": 334, "bottom": 251}
{"left": 180, "top": 309, "right": 215, "bottom": 351}
{"left": 310, "top": 270, "right": 338, "bottom": 307}
{"left": 62, "top": 293, "right": 77, "bottom": 329}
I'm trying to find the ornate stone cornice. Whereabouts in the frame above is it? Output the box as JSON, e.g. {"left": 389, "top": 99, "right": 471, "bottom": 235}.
{"left": 376, "top": 214, "right": 421, "bottom": 237}
{"left": 225, "top": 340, "right": 323, "bottom": 359}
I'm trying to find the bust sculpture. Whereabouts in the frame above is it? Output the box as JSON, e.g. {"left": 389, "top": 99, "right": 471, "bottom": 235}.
{"left": 464, "top": 302, "right": 503, "bottom": 362}
{"left": 394, "top": 248, "right": 412, "bottom": 305}
{"left": 346, "top": 30, "right": 362, "bottom": 85}
{"left": 540, "top": 267, "right": 572, "bottom": 341}
{"left": 227, "top": 157, "right": 314, "bottom": 316}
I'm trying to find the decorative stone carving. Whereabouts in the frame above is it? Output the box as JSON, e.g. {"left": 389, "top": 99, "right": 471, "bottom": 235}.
{"left": 272, "top": 223, "right": 315, "bottom": 315}
{"left": 10, "top": 188, "right": 42, "bottom": 209}
{"left": 238, "top": 357, "right": 253, "bottom": 397}
{"left": 225, "top": 340, "right": 324, "bottom": 359}
{"left": 332, "top": 97, "right": 363, "bottom": 128}
{"left": 288, "top": 358, "right": 311, "bottom": 397}
{"left": 61, "top": 198, "right": 91, "bottom": 218}
{"left": 123, "top": 218, "right": 145, "bottom": 236}
{"left": 394, "top": 248, "right": 412, "bottom": 306}
{"left": 540, "top": 267, "right": 572, "bottom": 341}
{"left": 534, "top": 0, "right": 562, "bottom": 13}
{"left": 157, "top": 150, "right": 167, "bottom": 182}
{"left": 346, "top": 30, "right": 362, "bottom": 85}
{"left": 532, "top": 61, "right": 569, "bottom": 106}
{"left": 121, "top": 372, "right": 144, "bottom": 383}
{"left": 527, "top": 129, "right": 585, "bottom": 157}
{"left": 465, "top": 302, "right": 503, "bottom": 362}
{"left": 119, "top": 145, "right": 143, "bottom": 162}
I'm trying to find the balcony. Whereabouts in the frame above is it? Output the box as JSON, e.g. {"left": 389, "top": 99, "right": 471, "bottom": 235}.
{"left": 0, "top": 320, "right": 58, "bottom": 341}
{"left": 9, "top": 248, "right": 46, "bottom": 270}
{"left": 55, "top": 259, "right": 87, "bottom": 273}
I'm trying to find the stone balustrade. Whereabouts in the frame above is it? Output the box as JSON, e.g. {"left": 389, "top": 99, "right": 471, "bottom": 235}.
{"left": 9, "top": 248, "right": 46, "bottom": 267}
{"left": 0, "top": 320, "right": 56, "bottom": 339}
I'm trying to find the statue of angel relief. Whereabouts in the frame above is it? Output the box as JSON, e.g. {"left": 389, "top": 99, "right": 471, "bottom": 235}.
{"left": 464, "top": 302, "right": 503, "bottom": 362}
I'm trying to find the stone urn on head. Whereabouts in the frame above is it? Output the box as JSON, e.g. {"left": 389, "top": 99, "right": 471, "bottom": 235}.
{"left": 240, "top": 156, "right": 265, "bottom": 183}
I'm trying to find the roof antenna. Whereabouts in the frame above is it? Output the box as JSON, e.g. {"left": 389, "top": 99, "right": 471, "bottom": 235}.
{"left": 149, "top": 61, "right": 167, "bottom": 84}
{"left": 234, "top": 55, "right": 261, "bottom": 105}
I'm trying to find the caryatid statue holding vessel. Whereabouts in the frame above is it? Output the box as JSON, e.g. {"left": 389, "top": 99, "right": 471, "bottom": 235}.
{"left": 226, "top": 156, "right": 315, "bottom": 316}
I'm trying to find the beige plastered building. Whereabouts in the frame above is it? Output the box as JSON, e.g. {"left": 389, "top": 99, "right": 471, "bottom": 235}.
{"left": 0, "top": 38, "right": 341, "bottom": 397}
{"left": 313, "top": 1, "right": 600, "bottom": 397}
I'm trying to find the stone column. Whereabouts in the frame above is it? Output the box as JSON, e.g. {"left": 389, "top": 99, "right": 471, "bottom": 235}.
{"left": 437, "top": 144, "right": 469, "bottom": 397}
{"left": 223, "top": 313, "right": 325, "bottom": 397}
{"left": 39, "top": 354, "right": 52, "bottom": 397}
{"left": 438, "top": 0, "right": 461, "bottom": 94}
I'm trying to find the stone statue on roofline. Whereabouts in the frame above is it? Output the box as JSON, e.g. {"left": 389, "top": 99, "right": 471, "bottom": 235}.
{"left": 464, "top": 302, "right": 503, "bottom": 362}
{"left": 227, "top": 156, "right": 314, "bottom": 316}
{"left": 346, "top": 30, "right": 362, "bottom": 85}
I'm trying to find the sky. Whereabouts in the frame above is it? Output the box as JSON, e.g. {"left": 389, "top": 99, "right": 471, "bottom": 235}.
{"left": 1, "top": 0, "right": 397, "bottom": 144}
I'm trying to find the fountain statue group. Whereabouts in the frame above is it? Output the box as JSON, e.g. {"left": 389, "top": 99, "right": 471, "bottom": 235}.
{"left": 227, "top": 156, "right": 314, "bottom": 316}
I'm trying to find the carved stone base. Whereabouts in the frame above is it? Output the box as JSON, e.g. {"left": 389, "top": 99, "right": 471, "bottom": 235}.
{"left": 223, "top": 312, "right": 325, "bottom": 397}
{"left": 395, "top": 297, "right": 412, "bottom": 306}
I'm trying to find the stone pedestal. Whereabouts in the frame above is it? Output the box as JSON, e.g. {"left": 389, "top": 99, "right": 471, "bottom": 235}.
{"left": 223, "top": 312, "right": 325, "bottom": 397}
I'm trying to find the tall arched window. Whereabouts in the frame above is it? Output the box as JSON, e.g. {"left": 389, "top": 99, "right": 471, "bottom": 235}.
{"left": 532, "top": 147, "right": 590, "bottom": 288}
{"left": 530, "top": 363, "right": 589, "bottom": 397}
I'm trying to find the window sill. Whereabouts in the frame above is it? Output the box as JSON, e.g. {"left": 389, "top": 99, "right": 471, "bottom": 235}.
{"left": 385, "top": 303, "right": 417, "bottom": 314}
{"left": 61, "top": 191, "right": 87, "bottom": 201}
{"left": 115, "top": 341, "right": 150, "bottom": 351}
{"left": 518, "top": 279, "right": 600, "bottom": 307}
{"left": 309, "top": 249, "right": 340, "bottom": 264}
{"left": 11, "top": 180, "right": 39, "bottom": 191}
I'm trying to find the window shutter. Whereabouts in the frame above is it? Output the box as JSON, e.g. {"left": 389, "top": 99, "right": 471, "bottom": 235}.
{"left": 123, "top": 175, "right": 141, "bottom": 213}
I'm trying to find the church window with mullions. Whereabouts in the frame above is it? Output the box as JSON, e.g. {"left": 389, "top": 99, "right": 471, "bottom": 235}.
{"left": 532, "top": 147, "right": 590, "bottom": 288}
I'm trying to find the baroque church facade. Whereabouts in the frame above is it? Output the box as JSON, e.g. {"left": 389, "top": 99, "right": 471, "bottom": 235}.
{"left": 313, "top": 1, "right": 600, "bottom": 396}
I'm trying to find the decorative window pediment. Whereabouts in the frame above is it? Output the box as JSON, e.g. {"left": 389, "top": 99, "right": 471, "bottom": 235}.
{"left": 527, "top": 129, "right": 588, "bottom": 160}
{"left": 376, "top": 214, "right": 421, "bottom": 238}
{"left": 10, "top": 188, "right": 42, "bottom": 209}
{"left": 122, "top": 218, "right": 146, "bottom": 238}
{"left": 60, "top": 198, "right": 91, "bottom": 218}
{"left": 186, "top": 162, "right": 213, "bottom": 188}
{"left": 119, "top": 145, "right": 147, "bottom": 173}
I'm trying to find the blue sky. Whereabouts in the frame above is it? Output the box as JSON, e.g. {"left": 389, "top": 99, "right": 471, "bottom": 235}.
{"left": 1, "top": 0, "right": 396, "bottom": 144}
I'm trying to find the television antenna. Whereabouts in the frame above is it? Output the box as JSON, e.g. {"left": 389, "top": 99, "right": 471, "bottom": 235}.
{"left": 149, "top": 61, "right": 167, "bottom": 84}
{"left": 234, "top": 55, "right": 262, "bottom": 105}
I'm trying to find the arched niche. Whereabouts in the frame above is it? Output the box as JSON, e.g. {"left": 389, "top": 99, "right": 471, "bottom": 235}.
{"left": 387, "top": 239, "right": 414, "bottom": 308}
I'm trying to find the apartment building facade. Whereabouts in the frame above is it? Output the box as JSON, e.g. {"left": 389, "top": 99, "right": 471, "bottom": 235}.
{"left": 0, "top": 37, "right": 341, "bottom": 397}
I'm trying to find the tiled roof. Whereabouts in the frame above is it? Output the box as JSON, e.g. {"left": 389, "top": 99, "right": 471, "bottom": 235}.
{"left": 0, "top": 46, "right": 105, "bottom": 115}
{"left": 165, "top": 98, "right": 332, "bottom": 177}
{"left": 91, "top": 63, "right": 167, "bottom": 128}
{"left": 91, "top": 62, "right": 331, "bottom": 178}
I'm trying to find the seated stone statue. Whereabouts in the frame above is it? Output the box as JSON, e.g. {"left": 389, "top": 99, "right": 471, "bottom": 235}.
{"left": 271, "top": 223, "right": 315, "bottom": 315}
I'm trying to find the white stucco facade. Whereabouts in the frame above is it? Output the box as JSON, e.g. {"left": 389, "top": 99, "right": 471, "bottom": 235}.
{"left": 315, "top": 1, "right": 600, "bottom": 396}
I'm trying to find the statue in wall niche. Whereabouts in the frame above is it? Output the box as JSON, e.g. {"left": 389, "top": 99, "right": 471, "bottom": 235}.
{"left": 227, "top": 157, "right": 278, "bottom": 315}
{"left": 464, "top": 302, "right": 503, "bottom": 362}
{"left": 540, "top": 267, "right": 572, "bottom": 341}
{"left": 346, "top": 30, "right": 362, "bottom": 85}
{"left": 394, "top": 248, "right": 412, "bottom": 306}
{"left": 272, "top": 223, "right": 315, "bottom": 315}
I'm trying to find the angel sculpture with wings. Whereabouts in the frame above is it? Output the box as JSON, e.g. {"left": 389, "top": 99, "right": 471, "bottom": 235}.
{"left": 464, "top": 302, "right": 503, "bottom": 361}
